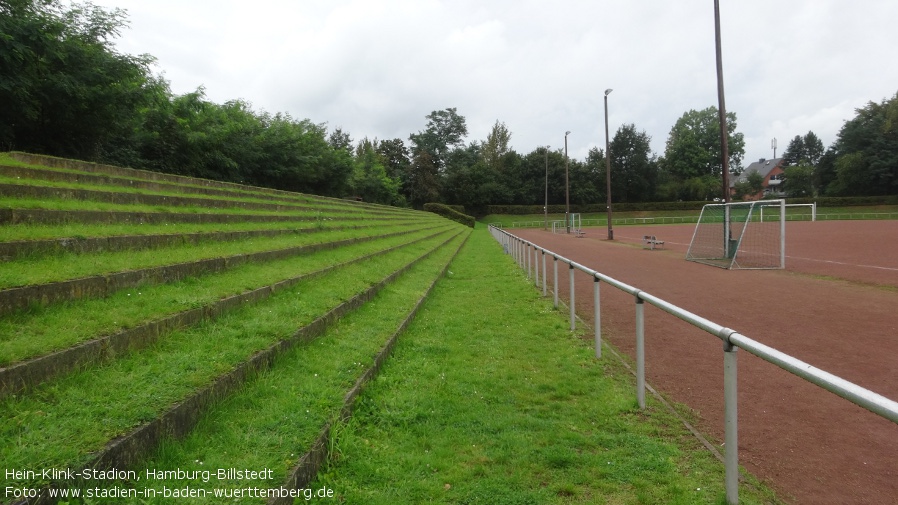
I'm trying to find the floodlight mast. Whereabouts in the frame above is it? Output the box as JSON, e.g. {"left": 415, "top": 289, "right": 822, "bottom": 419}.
{"left": 604, "top": 88, "right": 613, "bottom": 240}
{"left": 714, "top": 0, "right": 731, "bottom": 204}
{"left": 564, "top": 131, "right": 571, "bottom": 234}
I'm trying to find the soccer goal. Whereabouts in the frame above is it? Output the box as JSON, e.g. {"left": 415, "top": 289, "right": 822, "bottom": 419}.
{"left": 686, "top": 200, "right": 785, "bottom": 269}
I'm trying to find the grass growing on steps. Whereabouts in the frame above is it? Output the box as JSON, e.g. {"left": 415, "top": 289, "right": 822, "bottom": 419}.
{"left": 0, "top": 218, "right": 421, "bottom": 244}
{"left": 0, "top": 232, "right": 461, "bottom": 486}
{"left": 0, "top": 222, "right": 437, "bottom": 288}
{"left": 122, "top": 233, "right": 469, "bottom": 503}
{"left": 0, "top": 226, "right": 456, "bottom": 366}
{"left": 312, "top": 228, "right": 781, "bottom": 504}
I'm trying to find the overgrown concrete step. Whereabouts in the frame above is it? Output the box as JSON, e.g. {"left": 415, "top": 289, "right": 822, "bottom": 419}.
{"left": 274, "top": 232, "right": 467, "bottom": 502}
{"left": 0, "top": 207, "right": 424, "bottom": 226}
{"left": 0, "top": 221, "right": 412, "bottom": 260}
{"left": 7, "top": 152, "right": 410, "bottom": 215}
{"left": 0, "top": 163, "right": 412, "bottom": 215}
{"left": 0, "top": 228, "right": 454, "bottom": 397}
{"left": 0, "top": 182, "right": 393, "bottom": 215}
{"left": 0, "top": 225, "right": 445, "bottom": 317}
{"left": 7, "top": 231, "right": 465, "bottom": 504}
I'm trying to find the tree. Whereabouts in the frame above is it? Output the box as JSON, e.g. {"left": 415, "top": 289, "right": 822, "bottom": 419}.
{"left": 661, "top": 106, "right": 745, "bottom": 180}
{"left": 350, "top": 138, "right": 401, "bottom": 205}
{"left": 803, "top": 131, "right": 824, "bottom": 166}
{"left": 825, "top": 92, "right": 898, "bottom": 196}
{"left": 408, "top": 108, "right": 468, "bottom": 171}
{"left": 782, "top": 131, "right": 824, "bottom": 166}
{"left": 782, "top": 135, "right": 806, "bottom": 166}
{"left": 783, "top": 162, "right": 816, "bottom": 197}
{"left": 733, "top": 171, "right": 764, "bottom": 200}
{"left": 406, "top": 150, "right": 441, "bottom": 208}
{"left": 607, "top": 124, "right": 657, "bottom": 202}
{"left": 0, "top": 0, "right": 157, "bottom": 159}
{"left": 481, "top": 120, "right": 512, "bottom": 173}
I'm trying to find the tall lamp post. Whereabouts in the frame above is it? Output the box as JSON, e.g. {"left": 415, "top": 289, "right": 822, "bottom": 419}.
{"left": 544, "top": 146, "right": 549, "bottom": 230}
{"left": 564, "top": 131, "right": 571, "bottom": 234}
{"left": 604, "top": 89, "right": 614, "bottom": 240}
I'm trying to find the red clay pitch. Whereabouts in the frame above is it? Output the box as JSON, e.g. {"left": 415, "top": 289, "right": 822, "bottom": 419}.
{"left": 512, "top": 220, "right": 898, "bottom": 505}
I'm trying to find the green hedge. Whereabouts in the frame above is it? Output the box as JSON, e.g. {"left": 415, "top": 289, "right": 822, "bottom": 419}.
{"left": 784, "top": 195, "right": 898, "bottom": 207}
{"left": 486, "top": 201, "right": 715, "bottom": 215}
{"left": 424, "top": 203, "right": 476, "bottom": 228}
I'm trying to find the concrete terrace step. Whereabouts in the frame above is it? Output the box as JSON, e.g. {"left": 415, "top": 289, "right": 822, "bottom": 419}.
{"left": 4, "top": 231, "right": 466, "bottom": 501}
{"left": 0, "top": 228, "right": 456, "bottom": 396}
{"left": 0, "top": 225, "right": 447, "bottom": 317}
{"left": 0, "top": 221, "right": 411, "bottom": 260}
{"left": 0, "top": 207, "right": 414, "bottom": 226}
{"left": 6, "top": 152, "right": 411, "bottom": 215}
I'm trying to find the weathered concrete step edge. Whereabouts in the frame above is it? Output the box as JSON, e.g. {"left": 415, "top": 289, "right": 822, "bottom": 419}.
{"left": 0, "top": 224, "right": 446, "bottom": 317}
{"left": 271, "top": 228, "right": 470, "bottom": 504}
{"left": 8, "top": 152, "right": 407, "bottom": 214}
{"left": 0, "top": 220, "right": 412, "bottom": 261}
{"left": 0, "top": 163, "right": 413, "bottom": 215}
{"left": 12, "top": 229, "right": 464, "bottom": 505}
{"left": 0, "top": 207, "right": 429, "bottom": 226}
{"left": 0, "top": 228, "right": 454, "bottom": 397}
{"left": 0, "top": 182, "right": 408, "bottom": 216}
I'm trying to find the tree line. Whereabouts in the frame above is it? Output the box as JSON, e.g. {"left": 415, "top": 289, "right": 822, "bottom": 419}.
{"left": 2, "top": 0, "right": 895, "bottom": 212}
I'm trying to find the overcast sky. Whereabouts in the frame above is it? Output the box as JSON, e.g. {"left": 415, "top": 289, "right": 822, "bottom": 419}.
{"left": 91, "top": 0, "right": 898, "bottom": 165}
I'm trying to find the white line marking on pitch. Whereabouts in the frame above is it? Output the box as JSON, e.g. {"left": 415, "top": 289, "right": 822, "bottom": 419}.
{"left": 785, "top": 256, "right": 898, "bottom": 272}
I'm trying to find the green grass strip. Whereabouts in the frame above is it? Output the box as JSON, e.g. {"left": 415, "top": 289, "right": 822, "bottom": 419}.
{"left": 0, "top": 226, "right": 456, "bottom": 367}
{"left": 308, "top": 227, "right": 781, "bottom": 504}
{"left": 0, "top": 217, "right": 421, "bottom": 247}
{"left": 0, "top": 194, "right": 420, "bottom": 220}
{"left": 0, "top": 232, "right": 462, "bottom": 488}
{"left": 0, "top": 223, "right": 437, "bottom": 289}
{"left": 94, "top": 233, "right": 470, "bottom": 503}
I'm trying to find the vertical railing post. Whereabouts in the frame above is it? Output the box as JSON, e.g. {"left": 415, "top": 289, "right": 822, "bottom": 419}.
{"left": 526, "top": 243, "right": 532, "bottom": 280}
{"left": 724, "top": 340, "right": 739, "bottom": 504}
{"left": 593, "top": 277, "right": 601, "bottom": 358}
{"left": 534, "top": 247, "right": 540, "bottom": 288}
{"left": 635, "top": 295, "right": 646, "bottom": 409}
{"left": 553, "top": 257, "right": 558, "bottom": 309}
{"left": 542, "top": 251, "right": 547, "bottom": 297}
{"left": 569, "top": 263, "right": 576, "bottom": 331}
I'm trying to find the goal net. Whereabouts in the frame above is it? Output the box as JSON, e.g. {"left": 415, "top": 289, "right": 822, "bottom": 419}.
{"left": 686, "top": 200, "right": 785, "bottom": 269}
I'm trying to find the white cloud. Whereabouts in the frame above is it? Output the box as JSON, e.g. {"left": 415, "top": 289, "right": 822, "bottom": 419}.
{"left": 95, "top": 0, "right": 898, "bottom": 162}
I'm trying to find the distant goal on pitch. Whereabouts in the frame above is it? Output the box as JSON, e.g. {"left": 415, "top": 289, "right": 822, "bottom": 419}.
{"left": 686, "top": 199, "right": 785, "bottom": 269}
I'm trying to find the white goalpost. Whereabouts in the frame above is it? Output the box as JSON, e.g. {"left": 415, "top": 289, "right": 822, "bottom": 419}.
{"left": 760, "top": 202, "right": 816, "bottom": 222}
{"left": 686, "top": 199, "right": 785, "bottom": 270}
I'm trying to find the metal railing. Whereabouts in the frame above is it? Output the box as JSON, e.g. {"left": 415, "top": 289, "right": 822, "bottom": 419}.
{"left": 488, "top": 225, "right": 898, "bottom": 505}
{"left": 492, "top": 211, "right": 898, "bottom": 229}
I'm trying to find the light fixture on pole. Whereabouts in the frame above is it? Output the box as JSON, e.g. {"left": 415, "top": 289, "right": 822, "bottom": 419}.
{"left": 604, "top": 88, "right": 613, "bottom": 240}
{"left": 544, "top": 146, "right": 549, "bottom": 231}
{"left": 564, "top": 131, "right": 571, "bottom": 234}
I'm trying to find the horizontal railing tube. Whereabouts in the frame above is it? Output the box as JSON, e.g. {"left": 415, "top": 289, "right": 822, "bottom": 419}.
{"left": 729, "top": 333, "right": 898, "bottom": 424}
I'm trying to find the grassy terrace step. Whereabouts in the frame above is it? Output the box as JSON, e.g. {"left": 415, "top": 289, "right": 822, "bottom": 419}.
{"left": 0, "top": 163, "right": 386, "bottom": 212}
{"left": 0, "top": 194, "right": 430, "bottom": 224}
{"left": 0, "top": 220, "right": 420, "bottom": 260}
{"left": 0, "top": 227, "right": 457, "bottom": 395}
{"left": 0, "top": 160, "right": 411, "bottom": 220}
{"left": 122, "top": 231, "right": 468, "bottom": 504}
{"left": 5, "top": 152, "right": 399, "bottom": 214}
{"left": 0, "top": 206, "right": 427, "bottom": 226}
{"left": 0, "top": 229, "right": 467, "bottom": 497}
{"left": 0, "top": 223, "right": 447, "bottom": 316}
{"left": 0, "top": 218, "right": 422, "bottom": 243}
{"left": 0, "top": 182, "right": 410, "bottom": 217}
